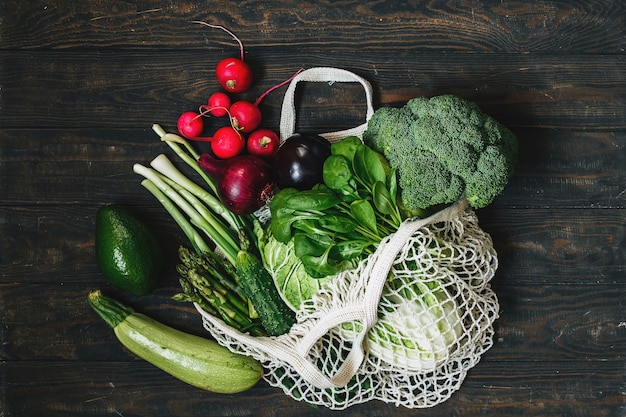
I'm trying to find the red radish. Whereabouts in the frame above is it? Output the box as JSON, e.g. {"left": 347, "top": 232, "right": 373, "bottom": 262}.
{"left": 247, "top": 129, "right": 279, "bottom": 158}
{"left": 177, "top": 111, "right": 204, "bottom": 139}
{"left": 229, "top": 100, "right": 262, "bottom": 133}
{"left": 192, "top": 21, "right": 253, "bottom": 94}
{"left": 215, "top": 57, "right": 253, "bottom": 94}
{"left": 206, "top": 92, "right": 231, "bottom": 117}
{"left": 210, "top": 126, "right": 246, "bottom": 159}
{"left": 198, "top": 153, "right": 275, "bottom": 215}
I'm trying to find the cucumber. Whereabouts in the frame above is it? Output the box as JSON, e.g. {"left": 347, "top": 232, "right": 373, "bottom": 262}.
{"left": 88, "top": 290, "right": 262, "bottom": 393}
{"left": 235, "top": 250, "right": 296, "bottom": 336}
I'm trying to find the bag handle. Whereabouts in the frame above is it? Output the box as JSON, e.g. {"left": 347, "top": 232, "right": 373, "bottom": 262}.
{"left": 279, "top": 67, "right": 375, "bottom": 143}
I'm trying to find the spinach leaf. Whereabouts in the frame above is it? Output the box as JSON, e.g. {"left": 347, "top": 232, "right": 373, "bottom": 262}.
{"left": 388, "top": 168, "right": 398, "bottom": 202}
{"left": 330, "top": 239, "right": 372, "bottom": 260}
{"left": 266, "top": 136, "right": 413, "bottom": 279}
{"left": 270, "top": 210, "right": 313, "bottom": 243}
{"left": 372, "top": 181, "right": 395, "bottom": 216}
{"left": 350, "top": 199, "right": 377, "bottom": 234}
{"left": 353, "top": 145, "right": 387, "bottom": 186}
{"left": 301, "top": 246, "right": 341, "bottom": 278}
{"left": 323, "top": 155, "right": 357, "bottom": 196}
{"left": 330, "top": 135, "right": 361, "bottom": 160}
{"left": 282, "top": 187, "right": 341, "bottom": 211}
{"left": 293, "top": 232, "right": 331, "bottom": 258}
{"left": 301, "top": 245, "right": 358, "bottom": 278}
{"left": 292, "top": 218, "right": 329, "bottom": 236}
{"left": 269, "top": 187, "right": 299, "bottom": 214}
{"left": 318, "top": 214, "right": 358, "bottom": 233}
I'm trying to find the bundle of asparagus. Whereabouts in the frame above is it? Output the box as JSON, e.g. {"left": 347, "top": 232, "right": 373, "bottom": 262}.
{"left": 174, "top": 247, "right": 265, "bottom": 336}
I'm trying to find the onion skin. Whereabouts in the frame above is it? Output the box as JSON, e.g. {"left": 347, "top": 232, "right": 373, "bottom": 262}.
{"left": 198, "top": 153, "right": 275, "bottom": 215}
{"left": 272, "top": 133, "right": 331, "bottom": 191}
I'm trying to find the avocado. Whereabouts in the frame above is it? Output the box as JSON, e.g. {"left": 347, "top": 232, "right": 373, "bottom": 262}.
{"left": 95, "top": 205, "right": 163, "bottom": 295}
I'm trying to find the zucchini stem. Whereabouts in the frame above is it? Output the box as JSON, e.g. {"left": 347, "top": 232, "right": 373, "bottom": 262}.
{"left": 87, "top": 290, "right": 134, "bottom": 329}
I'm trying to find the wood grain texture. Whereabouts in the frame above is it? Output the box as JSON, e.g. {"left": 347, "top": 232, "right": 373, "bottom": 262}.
{"left": 2, "top": 130, "right": 625, "bottom": 208}
{"left": 0, "top": 0, "right": 623, "bottom": 53}
{"left": 1, "top": 206, "right": 624, "bottom": 285}
{"left": 0, "top": 282, "right": 623, "bottom": 362}
{"left": 1, "top": 51, "right": 624, "bottom": 129}
{"left": 2, "top": 361, "right": 624, "bottom": 417}
{"left": 1, "top": 0, "right": 625, "bottom": 416}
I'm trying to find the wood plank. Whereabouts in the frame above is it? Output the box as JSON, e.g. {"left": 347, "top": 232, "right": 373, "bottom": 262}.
{"left": 0, "top": 128, "right": 172, "bottom": 205}
{"left": 1, "top": 281, "right": 624, "bottom": 362}
{"left": 480, "top": 207, "right": 626, "bottom": 284}
{"left": 1, "top": 360, "right": 623, "bottom": 417}
{"left": 1, "top": 205, "right": 624, "bottom": 285}
{"left": 507, "top": 130, "right": 626, "bottom": 209}
{"left": 0, "top": 205, "right": 186, "bottom": 285}
{"left": 0, "top": 204, "right": 626, "bottom": 284}
{"left": 2, "top": 129, "right": 625, "bottom": 208}
{"left": 0, "top": 51, "right": 623, "bottom": 129}
{"left": 0, "top": 0, "right": 623, "bottom": 53}
{"left": 1, "top": 205, "right": 625, "bottom": 285}
{"left": 0, "top": 283, "right": 205, "bottom": 361}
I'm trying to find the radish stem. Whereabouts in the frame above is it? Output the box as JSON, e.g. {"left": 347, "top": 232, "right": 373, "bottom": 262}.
{"left": 254, "top": 68, "right": 304, "bottom": 107}
{"left": 192, "top": 20, "right": 245, "bottom": 62}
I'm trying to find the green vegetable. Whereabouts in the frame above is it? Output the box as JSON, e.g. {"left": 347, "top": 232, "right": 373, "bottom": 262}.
{"left": 133, "top": 153, "right": 242, "bottom": 265}
{"left": 235, "top": 250, "right": 296, "bottom": 336}
{"left": 135, "top": 125, "right": 293, "bottom": 336}
{"left": 340, "top": 276, "right": 463, "bottom": 370}
{"left": 87, "top": 290, "right": 263, "bottom": 393}
{"left": 258, "top": 230, "right": 333, "bottom": 311}
{"left": 269, "top": 136, "right": 404, "bottom": 278}
{"left": 363, "top": 94, "right": 518, "bottom": 212}
{"left": 174, "top": 247, "right": 265, "bottom": 336}
{"left": 95, "top": 205, "right": 163, "bottom": 295}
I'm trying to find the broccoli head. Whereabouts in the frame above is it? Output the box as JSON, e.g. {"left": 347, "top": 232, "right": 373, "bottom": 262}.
{"left": 363, "top": 94, "right": 517, "bottom": 211}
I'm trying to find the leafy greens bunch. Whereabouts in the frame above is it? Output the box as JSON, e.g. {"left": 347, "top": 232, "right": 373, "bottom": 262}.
{"left": 269, "top": 136, "right": 414, "bottom": 278}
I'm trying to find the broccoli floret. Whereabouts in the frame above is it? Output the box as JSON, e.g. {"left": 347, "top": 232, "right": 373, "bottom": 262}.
{"left": 363, "top": 94, "right": 517, "bottom": 211}
{"left": 363, "top": 106, "right": 417, "bottom": 167}
{"left": 398, "top": 152, "right": 465, "bottom": 212}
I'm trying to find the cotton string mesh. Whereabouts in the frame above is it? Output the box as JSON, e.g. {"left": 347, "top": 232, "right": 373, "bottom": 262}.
{"left": 197, "top": 67, "right": 499, "bottom": 409}
{"left": 196, "top": 199, "right": 499, "bottom": 410}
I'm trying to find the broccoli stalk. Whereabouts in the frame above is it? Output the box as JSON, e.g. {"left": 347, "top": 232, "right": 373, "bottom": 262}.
{"left": 363, "top": 94, "right": 518, "bottom": 211}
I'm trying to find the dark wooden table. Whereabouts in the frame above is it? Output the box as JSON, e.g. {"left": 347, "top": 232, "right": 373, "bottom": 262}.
{"left": 1, "top": 1, "right": 625, "bottom": 416}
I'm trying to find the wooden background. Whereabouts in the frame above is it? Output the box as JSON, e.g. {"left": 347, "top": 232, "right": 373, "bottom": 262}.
{"left": 1, "top": 1, "right": 625, "bottom": 416}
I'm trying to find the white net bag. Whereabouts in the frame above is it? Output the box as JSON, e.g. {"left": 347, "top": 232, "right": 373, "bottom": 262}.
{"left": 195, "top": 68, "right": 500, "bottom": 409}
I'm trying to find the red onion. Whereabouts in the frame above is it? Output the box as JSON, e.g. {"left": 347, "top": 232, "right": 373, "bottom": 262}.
{"left": 198, "top": 153, "right": 275, "bottom": 215}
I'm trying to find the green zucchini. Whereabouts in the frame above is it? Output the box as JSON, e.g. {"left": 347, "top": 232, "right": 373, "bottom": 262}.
{"left": 87, "top": 290, "right": 262, "bottom": 393}
{"left": 235, "top": 250, "right": 296, "bottom": 336}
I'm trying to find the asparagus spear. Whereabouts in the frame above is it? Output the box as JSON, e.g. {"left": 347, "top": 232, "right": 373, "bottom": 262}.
{"left": 174, "top": 247, "right": 265, "bottom": 336}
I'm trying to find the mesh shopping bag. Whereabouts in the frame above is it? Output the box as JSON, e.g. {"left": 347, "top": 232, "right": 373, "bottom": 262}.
{"left": 194, "top": 68, "right": 500, "bottom": 409}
